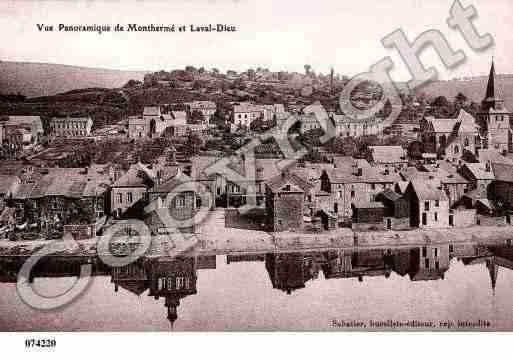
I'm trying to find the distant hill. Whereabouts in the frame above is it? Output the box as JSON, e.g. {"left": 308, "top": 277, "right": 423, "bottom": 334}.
{"left": 0, "top": 61, "right": 147, "bottom": 98}
{"left": 418, "top": 74, "right": 513, "bottom": 110}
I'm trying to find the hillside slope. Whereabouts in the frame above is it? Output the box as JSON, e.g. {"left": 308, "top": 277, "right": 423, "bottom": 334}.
{"left": 419, "top": 74, "right": 513, "bottom": 110}
{"left": 0, "top": 61, "right": 146, "bottom": 98}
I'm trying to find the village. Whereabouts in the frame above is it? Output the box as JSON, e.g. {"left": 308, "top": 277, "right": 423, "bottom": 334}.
{"left": 0, "top": 61, "right": 513, "bottom": 255}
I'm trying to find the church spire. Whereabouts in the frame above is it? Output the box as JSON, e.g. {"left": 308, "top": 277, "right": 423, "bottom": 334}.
{"left": 482, "top": 59, "right": 505, "bottom": 111}
{"left": 486, "top": 258, "right": 498, "bottom": 294}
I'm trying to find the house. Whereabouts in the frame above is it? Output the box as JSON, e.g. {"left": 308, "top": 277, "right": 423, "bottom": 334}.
{"left": 146, "top": 171, "right": 199, "bottom": 234}
{"left": 368, "top": 145, "right": 407, "bottom": 170}
{"left": 320, "top": 157, "right": 400, "bottom": 224}
{"left": 265, "top": 171, "right": 314, "bottom": 232}
{"left": 127, "top": 116, "right": 151, "bottom": 139}
{"left": 420, "top": 109, "right": 480, "bottom": 161}
{"left": 491, "top": 162, "right": 513, "bottom": 210}
{"left": 331, "top": 114, "right": 384, "bottom": 138}
{"left": 0, "top": 115, "right": 44, "bottom": 145}
{"left": 110, "top": 162, "right": 155, "bottom": 217}
{"left": 231, "top": 102, "right": 285, "bottom": 128}
{"left": 351, "top": 201, "right": 385, "bottom": 231}
{"left": 185, "top": 101, "right": 216, "bottom": 125}
{"left": 375, "top": 189, "right": 410, "bottom": 230}
{"left": 459, "top": 162, "right": 495, "bottom": 198}
{"left": 477, "top": 60, "right": 512, "bottom": 154}
{"left": 405, "top": 179, "right": 449, "bottom": 228}
{"left": 401, "top": 163, "right": 469, "bottom": 208}
{"left": 10, "top": 167, "right": 108, "bottom": 234}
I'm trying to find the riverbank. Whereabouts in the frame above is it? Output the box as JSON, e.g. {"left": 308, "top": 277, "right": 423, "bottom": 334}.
{"left": 0, "top": 224, "right": 512, "bottom": 257}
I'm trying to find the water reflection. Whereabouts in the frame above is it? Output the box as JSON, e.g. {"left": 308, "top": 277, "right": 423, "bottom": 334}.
{"left": 1, "top": 242, "right": 513, "bottom": 328}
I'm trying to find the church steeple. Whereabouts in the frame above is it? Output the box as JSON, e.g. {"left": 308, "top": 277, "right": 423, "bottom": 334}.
{"left": 486, "top": 259, "right": 498, "bottom": 294}
{"left": 482, "top": 59, "right": 505, "bottom": 112}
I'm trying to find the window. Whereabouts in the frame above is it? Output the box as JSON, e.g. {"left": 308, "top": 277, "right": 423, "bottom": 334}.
{"left": 425, "top": 258, "right": 430, "bottom": 269}
{"left": 370, "top": 183, "right": 375, "bottom": 190}
{"left": 464, "top": 138, "right": 469, "bottom": 147}
{"left": 454, "top": 145, "right": 459, "bottom": 154}
{"left": 334, "top": 203, "right": 338, "bottom": 213}
{"left": 422, "top": 246, "right": 427, "bottom": 257}
{"left": 117, "top": 193, "right": 123, "bottom": 203}
{"left": 435, "top": 200, "right": 439, "bottom": 207}
{"left": 434, "top": 248, "right": 438, "bottom": 257}
{"left": 434, "top": 212, "right": 438, "bottom": 221}
{"left": 127, "top": 192, "right": 133, "bottom": 203}
{"left": 425, "top": 201, "right": 429, "bottom": 211}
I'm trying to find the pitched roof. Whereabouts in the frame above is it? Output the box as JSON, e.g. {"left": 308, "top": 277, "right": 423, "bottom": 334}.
{"left": 462, "top": 163, "right": 495, "bottom": 181}
{"left": 266, "top": 172, "right": 314, "bottom": 193}
{"left": 5, "top": 116, "right": 43, "bottom": 134}
{"left": 409, "top": 179, "right": 448, "bottom": 201}
{"left": 429, "top": 118, "right": 458, "bottom": 133}
{"left": 328, "top": 159, "right": 401, "bottom": 184}
{"left": 151, "top": 171, "right": 194, "bottom": 193}
{"left": 113, "top": 162, "right": 156, "bottom": 187}
{"left": 377, "top": 188, "right": 402, "bottom": 202}
{"left": 369, "top": 146, "right": 406, "bottom": 164}
{"left": 484, "top": 60, "right": 504, "bottom": 103}
{"left": 143, "top": 106, "right": 161, "bottom": 116}
{"left": 492, "top": 162, "right": 513, "bottom": 182}
{"left": 478, "top": 149, "right": 513, "bottom": 165}
{"left": 456, "top": 109, "right": 480, "bottom": 133}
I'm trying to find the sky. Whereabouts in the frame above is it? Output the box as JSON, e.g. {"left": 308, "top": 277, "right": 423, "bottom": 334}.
{"left": 0, "top": 0, "right": 512, "bottom": 81}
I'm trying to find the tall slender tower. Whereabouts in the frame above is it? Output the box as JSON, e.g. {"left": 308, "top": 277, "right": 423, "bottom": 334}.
{"left": 479, "top": 59, "right": 512, "bottom": 154}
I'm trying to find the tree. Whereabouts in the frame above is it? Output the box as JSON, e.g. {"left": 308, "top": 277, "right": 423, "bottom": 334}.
{"left": 189, "top": 110, "right": 205, "bottom": 124}
{"left": 304, "top": 64, "right": 311, "bottom": 75}
{"left": 123, "top": 79, "right": 142, "bottom": 88}
{"left": 432, "top": 95, "right": 449, "bottom": 108}
{"left": 455, "top": 92, "right": 468, "bottom": 104}
{"left": 185, "top": 132, "right": 203, "bottom": 156}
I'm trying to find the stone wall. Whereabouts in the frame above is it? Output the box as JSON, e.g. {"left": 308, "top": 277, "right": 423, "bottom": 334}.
{"left": 477, "top": 215, "right": 507, "bottom": 226}
{"left": 384, "top": 217, "right": 410, "bottom": 230}
{"left": 451, "top": 209, "right": 476, "bottom": 228}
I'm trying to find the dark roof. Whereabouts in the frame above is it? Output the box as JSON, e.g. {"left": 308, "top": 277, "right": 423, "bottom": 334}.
{"left": 492, "top": 162, "right": 513, "bottom": 182}
{"left": 377, "top": 189, "right": 402, "bottom": 202}
{"left": 409, "top": 179, "right": 448, "bottom": 201}
{"left": 266, "top": 172, "right": 314, "bottom": 193}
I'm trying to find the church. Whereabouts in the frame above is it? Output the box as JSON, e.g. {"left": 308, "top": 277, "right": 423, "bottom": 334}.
{"left": 478, "top": 60, "right": 513, "bottom": 154}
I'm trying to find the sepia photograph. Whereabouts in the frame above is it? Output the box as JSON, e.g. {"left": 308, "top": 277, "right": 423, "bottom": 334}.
{"left": 1, "top": 1, "right": 513, "bottom": 349}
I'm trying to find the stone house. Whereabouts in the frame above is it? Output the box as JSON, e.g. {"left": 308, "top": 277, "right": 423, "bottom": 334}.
{"left": 405, "top": 179, "right": 450, "bottom": 229}
{"left": 331, "top": 114, "right": 384, "bottom": 138}
{"left": 367, "top": 145, "right": 408, "bottom": 170}
{"left": 265, "top": 172, "right": 314, "bottom": 232}
{"left": 146, "top": 171, "right": 198, "bottom": 234}
{"left": 459, "top": 162, "right": 495, "bottom": 198}
{"left": 351, "top": 201, "right": 385, "bottom": 231}
{"left": 491, "top": 162, "right": 513, "bottom": 210}
{"left": 185, "top": 101, "right": 216, "bottom": 125}
{"left": 320, "top": 158, "right": 400, "bottom": 225}
{"left": 375, "top": 189, "right": 410, "bottom": 230}
{"left": 10, "top": 167, "right": 108, "bottom": 233}
{"left": 109, "top": 162, "right": 156, "bottom": 217}
{"left": 0, "top": 115, "right": 44, "bottom": 145}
